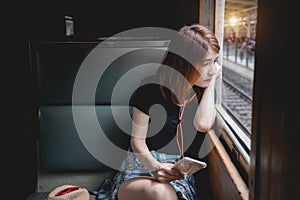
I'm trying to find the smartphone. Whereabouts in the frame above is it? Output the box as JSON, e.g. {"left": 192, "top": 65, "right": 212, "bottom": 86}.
{"left": 173, "top": 157, "right": 207, "bottom": 175}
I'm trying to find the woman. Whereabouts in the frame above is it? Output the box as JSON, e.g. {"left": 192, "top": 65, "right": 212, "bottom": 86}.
{"left": 102, "top": 23, "right": 221, "bottom": 200}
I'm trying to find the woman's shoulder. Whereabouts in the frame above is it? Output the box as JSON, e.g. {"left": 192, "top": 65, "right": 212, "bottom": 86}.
{"left": 129, "top": 78, "right": 165, "bottom": 115}
{"left": 134, "top": 75, "right": 162, "bottom": 94}
{"left": 131, "top": 82, "right": 162, "bottom": 101}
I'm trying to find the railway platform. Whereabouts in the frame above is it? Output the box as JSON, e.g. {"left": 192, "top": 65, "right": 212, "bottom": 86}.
{"left": 222, "top": 59, "right": 254, "bottom": 81}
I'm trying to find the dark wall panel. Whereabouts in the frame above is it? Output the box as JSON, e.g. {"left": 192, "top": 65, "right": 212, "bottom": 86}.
{"left": 4, "top": 1, "right": 199, "bottom": 199}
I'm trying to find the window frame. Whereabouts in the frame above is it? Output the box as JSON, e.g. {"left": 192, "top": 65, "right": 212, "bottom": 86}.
{"left": 213, "top": 0, "right": 254, "bottom": 183}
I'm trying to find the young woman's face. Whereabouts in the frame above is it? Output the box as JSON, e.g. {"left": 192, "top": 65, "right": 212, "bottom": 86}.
{"left": 194, "top": 49, "right": 219, "bottom": 88}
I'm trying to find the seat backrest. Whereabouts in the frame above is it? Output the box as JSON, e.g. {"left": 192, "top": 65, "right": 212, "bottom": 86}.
{"left": 30, "top": 40, "right": 169, "bottom": 192}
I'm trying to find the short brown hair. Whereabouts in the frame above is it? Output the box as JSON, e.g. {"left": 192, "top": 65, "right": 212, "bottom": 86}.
{"left": 159, "top": 24, "right": 220, "bottom": 105}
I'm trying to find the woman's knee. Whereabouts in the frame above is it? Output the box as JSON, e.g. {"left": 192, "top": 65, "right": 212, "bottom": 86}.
{"left": 118, "top": 178, "right": 177, "bottom": 200}
{"left": 147, "top": 182, "right": 177, "bottom": 199}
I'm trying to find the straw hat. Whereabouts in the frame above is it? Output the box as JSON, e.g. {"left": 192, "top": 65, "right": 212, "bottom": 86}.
{"left": 47, "top": 185, "right": 90, "bottom": 200}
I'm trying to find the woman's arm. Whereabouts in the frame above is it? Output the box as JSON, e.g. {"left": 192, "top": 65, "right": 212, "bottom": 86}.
{"left": 193, "top": 62, "right": 222, "bottom": 132}
{"left": 130, "top": 107, "right": 184, "bottom": 182}
{"left": 193, "top": 78, "right": 217, "bottom": 132}
{"left": 130, "top": 107, "right": 161, "bottom": 171}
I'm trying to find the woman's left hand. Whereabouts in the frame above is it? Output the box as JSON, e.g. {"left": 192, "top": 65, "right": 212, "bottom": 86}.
{"left": 152, "top": 163, "right": 184, "bottom": 183}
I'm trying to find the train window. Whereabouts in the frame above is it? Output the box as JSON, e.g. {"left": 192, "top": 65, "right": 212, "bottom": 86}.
{"left": 215, "top": 0, "right": 258, "bottom": 183}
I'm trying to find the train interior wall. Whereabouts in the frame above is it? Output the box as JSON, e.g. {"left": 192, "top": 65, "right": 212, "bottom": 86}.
{"left": 4, "top": 1, "right": 204, "bottom": 199}
{"left": 249, "top": 0, "right": 300, "bottom": 199}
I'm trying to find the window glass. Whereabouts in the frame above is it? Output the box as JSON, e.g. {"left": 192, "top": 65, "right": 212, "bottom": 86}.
{"left": 222, "top": 1, "right": 257, "bottom": 138}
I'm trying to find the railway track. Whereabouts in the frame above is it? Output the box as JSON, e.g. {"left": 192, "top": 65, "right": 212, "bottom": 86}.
{"left": 221, "top": 67, "right": 253, "bottom": 134}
